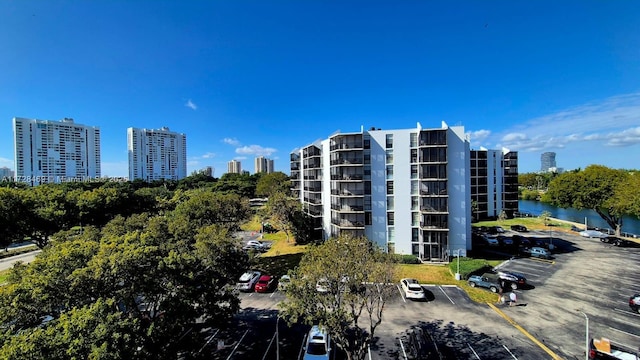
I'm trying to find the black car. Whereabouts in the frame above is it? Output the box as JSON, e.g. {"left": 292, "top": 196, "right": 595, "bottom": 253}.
{"left": 510, "top": 225, "right": 528, "bottom": 232}
{"left": 512, "top": 234, "right": 530, "bottom": 246}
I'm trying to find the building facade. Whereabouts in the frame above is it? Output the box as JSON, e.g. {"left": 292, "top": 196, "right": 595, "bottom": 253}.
{"left": 13, "top": 117, "right": 101, "bottom": 185}
{"left": 540, "top": 152, "right": 556, "bottom": 172}
{"left": 127, "top": 127, "right": 187, "bottom": 182}
{"left": 470, "top": 148, "right": 519, "bottom": 221}
{"left": 291, "top": 122, "right": 471, "bottom": 259}
{"left": 254, "top": 156, "right": 274, "bottom": 174}
{"left": 0, "top": 167, "right": 14, "bottom": 180}
{"left": 227, "top": 160, "right": 242, "bottom": 174}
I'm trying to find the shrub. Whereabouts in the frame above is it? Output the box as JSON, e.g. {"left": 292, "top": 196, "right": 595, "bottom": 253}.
{"left": 448, "top": 257, "right": 493, "bottom": 280}
{"left": 395, "top": 254, "right": 421, "bottom": 264}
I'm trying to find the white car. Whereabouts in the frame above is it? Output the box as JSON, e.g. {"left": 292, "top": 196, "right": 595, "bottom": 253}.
{"left": 237, "top": 270, "right": 262, "bottom": 292}
{"left": 579, "top": 230, "right": 608, "bottom": 239}
{"left": 400, "top": 278, "right": 426, "bottom": 300}
{"left": 316, "top": 278, "right": 330, "bottom": 293}
{"left": 278, "top": 274, "right": 291, "bottom": 291}
{"left": 246, "top": 240, "right": 267, "bottom": 248}
{"left": 303, "top": 325, "right": 331, "bottom": 360}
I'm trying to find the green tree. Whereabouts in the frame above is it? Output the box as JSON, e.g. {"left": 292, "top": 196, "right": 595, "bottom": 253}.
{"left": 168, "top": 189, "right": 250, "bottom": 239}
{"left": 0, "top": 188, "right": 30, "bottom": 250}
{"left": 280, "top": 235, "right": 396, "bottom": 360}
{"left": 539, "top": 210, "right": 552, "bottom": 225}
{"left": 542, "top": 165, "right": 629, "bottom": 235}
{"left": 265, "top": 192, "right": 300, "bottom": 243}
{"left": 255, "top": 172, "right": 290, "bottom": 197}
{"left": 0, "top": 213, "right": 248, "bottom": 359}
{"left": 610, "top": 172, "right": 640, "bottom": 220}
{"left": 23, "top": 184, "right": 75, "bottom": 248}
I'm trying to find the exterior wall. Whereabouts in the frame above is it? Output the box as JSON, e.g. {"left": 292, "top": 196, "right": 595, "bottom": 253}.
{"left": 0, "top": 167, "right": 14, "bottom": 180}
{"left": 291, "top": 122, "right": 474, "bottom": 260}
{"left": 470, "top": 148, "right": 519, "bottom": 220}
{"left": 13, "top": 117, "right": 101, "bottom": 185}
{"left": 227, "top": 160, "right": 242, "bottom": 174}
{"left": 127, "top": 127, "right": 187, "bottom": 182}
{"left": 255, "top": 156, "right": 275, "bottom": 174}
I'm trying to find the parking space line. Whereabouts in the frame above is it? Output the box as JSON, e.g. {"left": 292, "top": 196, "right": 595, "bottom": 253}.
{"left": 439, "top": 286, "right": 455, "bottom": 304}
{"left": 487, "top": 303, "right": 563, "bottom": 360}
{"left": 226, "top": 329, "right": 249, "bottom": 360}
{"left": 270, "top": 290, "right": 277, "bottom": 298}
{"left": 609, "top": 326, "right": 640, "bottom": 339}
{"left": 466, "top": 342, "right": 481, "bottom": 359}
{"left": 297, "top": 333, "right": 307, "bottom": 360}
{"left": 503, "top": 344, "right": 518, "bottom": 359}
{"left": 399, "top": 338, "right": 409, "bottom": 359}
{"left": 397, "top": 284, "right": 406, "bottom": 303}
{"left": 613, "top": 308, "right": 640, "bottom": 318}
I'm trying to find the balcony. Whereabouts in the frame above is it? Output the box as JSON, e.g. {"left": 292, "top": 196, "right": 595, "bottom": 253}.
{"left": 330, "top": 158, "right": 364, "bottom": 166}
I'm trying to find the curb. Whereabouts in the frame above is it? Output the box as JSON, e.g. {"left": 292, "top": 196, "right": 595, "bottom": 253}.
{"left": 487, "top": 302, "right": 564, "bottom": 360}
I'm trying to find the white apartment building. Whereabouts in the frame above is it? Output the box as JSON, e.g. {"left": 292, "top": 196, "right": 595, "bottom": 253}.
{"left": 127, "top": 127, "right": 187, "bottom": 182}
{"left": 13, "top": 117, "right": 101, "bottom": 185}
{"left": 254, "top": 156, "right": 274, "bottom": 174}
{"left": 291, "top": 122, "right": 471, "bottom": 260}
{"left": 227, "top": 160, "right": 242, "bottom": 174}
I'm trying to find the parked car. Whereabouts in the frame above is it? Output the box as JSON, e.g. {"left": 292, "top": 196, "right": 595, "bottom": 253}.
{"left": 303, "top": 325, "right": 331, "bottom": 360}
{"left": 497, "top": 271, "right": 527, "bottom": 290}
{"left": 483, "top": 235, "right": 500, "bottom": 246}
{"left": 498, "top": 236, "right": 514, "bottom": 246}
{"left": 254, "top": 275, "right": 277, "bottom": 293}
{"left": 522, "top": 247, "right": 552, "bottom": 259}
{"left": 467, "top": 274, "right": 501, "bottom": 293}
{"left": 247, "top": 240, "right": 269, "bottom": 249}
{"left": 512, "top": 234, "right": 530, "bottom": 247}
{"left": 400, "top": 278, "right": 426, "bottom": 301}
{"left": 630, "top": 294, "right": 640, "bottom": 313}
{"left": 510, "top": 224, "right": 528, "bottom": 232}
{"left": 237, "top": 271, "right": 262, "bottom": 292}
{"left": 579, "top": 230, "right": 608, "bottom": 239}
{"left": 278, "top": 274, "right": 291, "bottom": 291}
{"left": 487, "top": 226, "right": 505, "bottom": 234}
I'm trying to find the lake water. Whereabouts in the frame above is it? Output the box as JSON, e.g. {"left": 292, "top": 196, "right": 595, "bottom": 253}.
{"left": 518, "top": 200, "right": 640, "bottom": 236}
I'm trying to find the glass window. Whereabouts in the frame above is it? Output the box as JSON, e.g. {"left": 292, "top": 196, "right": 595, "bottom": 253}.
{"left": 385, "top": 150, "right": 393, "bottom": 163}
{"left": 412, "top": 196, "right": 419, "bottom": 211}
{"left": 411, "top": 180, "right": 419, "bottom": 195}
{"left": 387, "top": 212, "right": 395, "bottom": 226}
{"left": 411, "top": 165, "right": 418, "bottom": 179}
{"left": 410, "top": 133, "right": 417, "bottom": 147}
{"left": 386, "top": 134, "right": 393, "bottom": 148}
{"left": 387, "top": 196, "right": 394, "bottom": 211}
{"left": 386, "top": 165, "right": 393, "bottom": 180}
{"left": 388, "top": 226, "right": 395, "bottom": 241}
{"left": 412, "top": 228, "right": 419, "bottom": 242}
{"left": 386, "top": 181, "right": 394, "bottom": 195}
{"left": 412, "top": 212, "right": 420, "bottom": 227}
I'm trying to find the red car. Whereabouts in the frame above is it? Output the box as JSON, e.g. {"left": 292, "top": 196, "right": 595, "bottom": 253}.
{"left": 254, "top": 275, "right": 276, "bottom": 293}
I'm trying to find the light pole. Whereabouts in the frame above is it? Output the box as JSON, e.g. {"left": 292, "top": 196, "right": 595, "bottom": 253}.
{"left": 276, "top": 315, "right": 280, "bottom": 360}
{"left": 577, "top": 310, "right": 589, "bottom": 360}
{"left": 455, "top": 249, "right": 463, "bottom": 280}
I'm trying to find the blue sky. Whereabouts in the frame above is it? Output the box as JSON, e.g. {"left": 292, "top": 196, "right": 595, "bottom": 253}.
{"left": 1, "top": 1, "right": 639, "bottom": 177}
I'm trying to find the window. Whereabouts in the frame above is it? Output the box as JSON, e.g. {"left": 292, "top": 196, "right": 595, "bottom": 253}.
{"left": 411, "top": 165, "right": 418, "bottom": 179}
{"left": 386, "top": 196, "right": 394, "bottom": 211}
{"left": 388, "top": 227, "right": 395, "bottom": 241}
{"left": 410, "top": 133, "right": 417, "bottom": 147}
{"left": 365, "top": 211, "right": 372, "bottom": 225}
{"left": 412, "top": 212, "right": 420, "bottom": 227}
{"left": 411, "top": 180, "right": 419, "bottom": 195}
{"left": 412, "top": 228, "right": 419, "bottom": 241}
{"left": 385, "top": 150, "right": 393, "bottom": 163}
{"left": 387, "top": 212, "right": 395, "bottom": 226}
{"left": 412, "top": 196, "right": 419, "bottom": 211}
{"left": 386, "top": 134, "right": 393, "bottom": 148}
{"left": 386, "top": 181, "right": 394, "bottom": 195}
{"left": 386, "top": 165, "right": 393, "bottom": 180}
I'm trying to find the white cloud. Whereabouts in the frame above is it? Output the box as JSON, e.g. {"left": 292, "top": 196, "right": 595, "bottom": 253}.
{"left": 235, "top": 145, "right": 277, "bottom": 156}
{"left": 467, "top": 129, "right": 490, "bottom": 145}
{"left": 201, "top": 152, "right": 216, "bottom": 159}
{"left": 0, "top": 157, "right": 13, "bottom": 169}
{"left": 185, "top": 99, "right": 197, "bottom": 110}
{"left": 493, "top": 92, "right": 640, "bottom": 152}
{"left": 223, "top": 138, "right": 240, "bottom": 146}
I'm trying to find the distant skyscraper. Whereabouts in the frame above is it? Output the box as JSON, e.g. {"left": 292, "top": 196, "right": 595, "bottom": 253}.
{"left": 0, "top": 167, "right": 14, "bottom": 180}
{"left": 254, "top": 156, "right": 274, "bottom": 174}
{"left": 127, "top": 127, "right": 187, "bottom": 182}
{"left": 13, "top": 117, "right": 101, "bottom": 185}
{"left": 540, "top": 152, "right": 556, "bottom": 172}
{"left": 228, "top": 160, "right": 242, "bottom": 174}
{"left": 202, "top": 166, "right": 214, "bottom": 177}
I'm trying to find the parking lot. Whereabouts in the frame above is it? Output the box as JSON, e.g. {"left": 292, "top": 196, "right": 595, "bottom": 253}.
{"left": 209, "top": 228, "right": 640, "bottom": 359}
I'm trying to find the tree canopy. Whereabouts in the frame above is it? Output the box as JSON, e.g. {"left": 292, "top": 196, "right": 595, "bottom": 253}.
{"left": 542, "top": 165, "right": 630, "bottom": 235}
{"left": 280, "top": 235, "right": 396, "bottom": 360}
